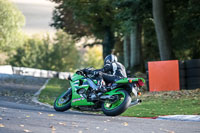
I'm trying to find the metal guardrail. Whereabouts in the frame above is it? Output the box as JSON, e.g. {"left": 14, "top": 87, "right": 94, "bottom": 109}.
{"left": 0, "top": 65, "right": 71, "bottom": 79}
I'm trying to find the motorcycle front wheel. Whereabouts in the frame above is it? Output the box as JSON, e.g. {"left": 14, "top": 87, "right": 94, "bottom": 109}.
{"left": 54, "top": 88, "right": 72, "bottom": 112}
{"left": 102, "top": 89, "right": 131, "bottom": 116}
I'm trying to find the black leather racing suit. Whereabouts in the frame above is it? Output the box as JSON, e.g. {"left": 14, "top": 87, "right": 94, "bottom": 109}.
{"left": 95, "top": 62, "right": 127, "bottom": 84}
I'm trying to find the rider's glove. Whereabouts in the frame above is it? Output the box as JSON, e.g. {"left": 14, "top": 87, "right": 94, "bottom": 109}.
{"left": 90, "top": 71, "right": 99, "bottom": 76}
{"left": 83, "top": 69, "right": 99, "bottom": 76}
{"left": 83, "top": 68, "right": 90, "bottom": 74}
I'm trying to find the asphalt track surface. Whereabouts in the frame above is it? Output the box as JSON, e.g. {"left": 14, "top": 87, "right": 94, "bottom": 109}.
{"left": 0, "top": 75, "right": 200, "bottom": 133}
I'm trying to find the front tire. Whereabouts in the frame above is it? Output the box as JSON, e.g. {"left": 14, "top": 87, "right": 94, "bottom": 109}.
{"left": 54, "top": 88, "right": 72, "bottom": 112}
{"left": 102, "top": 89, "right": 131, "bottom": 116}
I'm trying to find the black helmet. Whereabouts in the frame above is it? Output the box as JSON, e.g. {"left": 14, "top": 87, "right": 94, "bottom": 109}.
{"left": 104, "top": 54, "right": 118, "bottom": 64}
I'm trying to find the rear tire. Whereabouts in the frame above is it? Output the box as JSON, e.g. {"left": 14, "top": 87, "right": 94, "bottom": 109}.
{"left": 102, "top": 90, "right": 131, "bottom": 116}
{"left": 54, "top": 88, "right": 72, "bottom": 112}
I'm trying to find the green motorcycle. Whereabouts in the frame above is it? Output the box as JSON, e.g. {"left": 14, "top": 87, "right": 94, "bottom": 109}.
{"left": 54, "top": 69, "right": 145, "bottom": 116}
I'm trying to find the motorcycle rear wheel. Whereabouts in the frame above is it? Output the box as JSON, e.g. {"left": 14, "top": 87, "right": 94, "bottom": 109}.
{"left": 54, "top": 88, "right": 72, "bottom": 112}
{"left": 102, "top": 89, "right": 131, "bottom": 116}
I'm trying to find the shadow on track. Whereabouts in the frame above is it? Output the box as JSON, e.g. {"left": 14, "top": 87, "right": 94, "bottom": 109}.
{"left": 0, "top": 100, "right": 104, "bottom": 117}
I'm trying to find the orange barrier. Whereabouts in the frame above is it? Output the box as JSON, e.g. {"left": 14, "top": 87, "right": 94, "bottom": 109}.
{"left": 148, "top": 60, "right": 180, "bottom": 92}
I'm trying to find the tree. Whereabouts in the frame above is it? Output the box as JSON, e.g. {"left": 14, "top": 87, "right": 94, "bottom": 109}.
{"left": 50, "top": 30, "right": 80, "bottom": 71}
{"left": 130, "top": 24, "right": 142, "bottom": 71}
{"left": 8, "top": 31, "right": 81, "bottom": 72}
{"left": 50, "top": 0, "right": 200, "bottom": 66}
{"left": 152, "top": 0, "right": 174, "bottom": 60}
{"left": 8, "top": 35, "right": 53, "bottom": 69}
{"left": 50, "top": 0, "right": 117, "bottom": 57}
{"left": 51, "top": 4, "right": 91, "bottom": 39}
{"left": 123, "top": 35, "right": 130, "bottom": 68}
{"left": 0, "top": 0, "right": 25, "bottom": 51}
{"left": 166, "top": 0, "right": 200, "bottom": 59}
{"left": 113, "top": 0, "right": 151, "bottom": 71}
{"left": 82, "top": 46, "right": 103, "bottom": 69}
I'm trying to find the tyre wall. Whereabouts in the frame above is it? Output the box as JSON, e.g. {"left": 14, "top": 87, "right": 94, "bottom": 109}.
{"left": 185, "top": 59, "right": 200, "bottom": 89}
{"left": 146, "top": 59, "right": 200, "bottom": 91}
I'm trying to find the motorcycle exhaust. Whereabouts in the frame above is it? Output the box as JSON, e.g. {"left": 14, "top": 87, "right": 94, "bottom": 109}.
{"left": 129, "top": 99, "right": 142, "bottom": 107}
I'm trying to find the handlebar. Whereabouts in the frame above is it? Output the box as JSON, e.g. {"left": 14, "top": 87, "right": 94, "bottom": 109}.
{"left": 76, "top": 69, "right": 96, "bottom": 78}
{"left": 76, "top": 70, "right": 85, "bottom": 76}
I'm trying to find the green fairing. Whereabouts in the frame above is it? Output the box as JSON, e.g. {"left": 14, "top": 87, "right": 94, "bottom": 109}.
{"left": 70, "top": 81, "right": 95, "bottom": 106}
{"left": 93, "top": 80, "right": 97, "bottom": 84}
{"left": 71, "top": 73, "right": 97, "bottom": 83}
{"left": 71, "top": 73, "right": 84, "bottom": 81}
{"left": 115, "top": 78, "right": 129, "bottom": 83}
{"left": 104, "top": 88, "right": 122, "bottom": 96}
{"left": 115, "top": 78, "right": 145, "bottom": 84}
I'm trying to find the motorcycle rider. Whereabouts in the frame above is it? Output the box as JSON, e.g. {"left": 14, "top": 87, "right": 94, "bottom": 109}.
{"left": 84, "top": 54, "right": 127, "bottom": 92}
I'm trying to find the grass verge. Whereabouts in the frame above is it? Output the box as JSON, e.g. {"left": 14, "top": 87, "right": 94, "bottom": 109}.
{"left": 38, "top": 78, "right": 70, "bottom": 105}
{"left": 39, "top": 78, "right": 200, "bottom": 117}
{"left": 122, "top": 97, "right": 200, "bottom": 117}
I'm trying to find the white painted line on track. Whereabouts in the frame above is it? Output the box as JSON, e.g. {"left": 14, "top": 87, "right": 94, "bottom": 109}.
{"left": 31, "top": 78, "right": 93, "bottom": 114}
{"left": 32, "top": 79, "right": 52, "bottom": 108}
{"left": 157, "top": 115, "right": 200, "bottom": 122}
